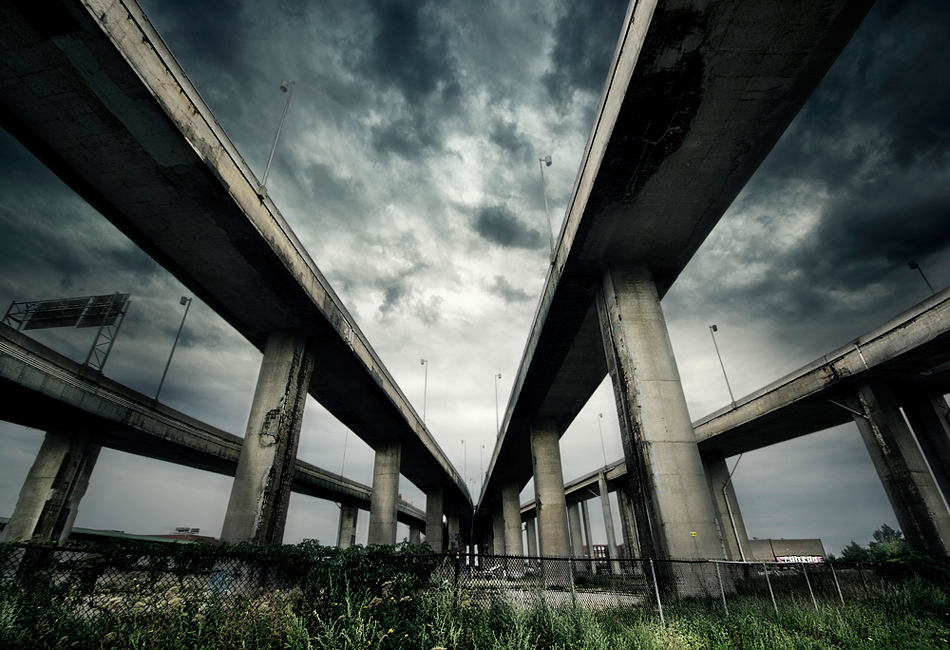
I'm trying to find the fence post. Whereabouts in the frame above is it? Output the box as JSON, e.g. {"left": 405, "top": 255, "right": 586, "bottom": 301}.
{"left": 802, "top": 562, "right": 817, "bottom": 611}
{"left": 830, "top": 563, "right": 845, "bottom": 605}
{"left": 649, "top": 559, "right": 664, "bottom": 624}
{"left": 762, "top": 563, "right": 777, "bottom": 614}
{"left": 715, "top": 561, "right": 728, "bottom": 616}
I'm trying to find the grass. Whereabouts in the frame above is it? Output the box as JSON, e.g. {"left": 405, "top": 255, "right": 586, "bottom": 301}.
{"left": 2, "top": 575, "right": 949, "bottom": 649}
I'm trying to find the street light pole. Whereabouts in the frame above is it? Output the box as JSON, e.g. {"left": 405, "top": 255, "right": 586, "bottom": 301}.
{"left": 539, "top": 156, "right": 554, "bottom": 262}
{"left": 908, "top": 261, "right": 936, "bottom": 295}
{"left": 420, "top": 358, "right": 428, "bottom": 422}
{"left": 462, "top": 439, "right": 467, "bottom": 487}
{"left": 156, "top": 296, "right": 192, "bottom": 401}
{"left": 597, "top": 413, "right": 608, "bottom": 469}
{"left": 709, "top": 324, "right": 736, "bottom": 407}
{"left": 494, "top": 372, "right": 502, "bottom": 435}
{"left": 260, "top": 80, "right": 295, "bottom": 191}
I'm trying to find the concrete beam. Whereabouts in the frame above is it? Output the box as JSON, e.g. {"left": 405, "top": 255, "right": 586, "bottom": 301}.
{"left": 221, "top": 331, "right": 316, "bottom": 545}
{"left": 848, "top": 381, "right": 950, "bottom": 556}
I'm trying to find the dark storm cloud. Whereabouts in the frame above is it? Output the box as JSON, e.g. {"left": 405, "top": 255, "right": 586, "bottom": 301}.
{"left": 542, "top": 0, "right": 629, "bottom": 106}
{"left": 365, "top": 0, "right": 459, "bottom": 104}
{"left": 474, "top": 205, "right": 546, "bottom": 250}
{"left": 489, "top": 119, "right": 532, "bottom": 163}
{"left": 488, "top": 275, "right": 532, "bottom": 304}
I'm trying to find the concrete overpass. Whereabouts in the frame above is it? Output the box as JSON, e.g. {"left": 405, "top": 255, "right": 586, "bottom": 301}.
{"left": 510, "top": 287, "right": 950, "bottom": 562}
{"left": 0, "top": 322, "right": 426, "bottom": 545}
{"left": 0, "top": 0, "right": 467, "bottom": 546}
{"left": 480, "top": 0, "right": 877, "bottom": 562}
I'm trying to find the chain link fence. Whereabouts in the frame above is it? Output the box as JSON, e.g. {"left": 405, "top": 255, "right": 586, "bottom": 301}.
{"left": 0, "top": 542, "right": 921, "bottom": 633}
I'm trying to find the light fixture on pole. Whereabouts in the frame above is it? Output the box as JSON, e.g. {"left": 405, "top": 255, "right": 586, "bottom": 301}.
{"left": 260, "top": 80, "right": 296, "bottom": 192}
{"left": 156, "top": 296, "right": 192, "bottom": 401}
{"left": 494, "top": 372, "right": 502, "bottom": 435}
{"left": 538, "top": 155, "right": 555, "bottom": 262}
{"left": 709, "top": 324, "right": 736, "bottom": 407}
{"left": 908, "top": 261, "right": 936, "bottom": 295}
{"left": 597, "top": 413, "right": 608, "bottom": 469}
{"left": 420, "top": 358, "right": 428, "bottom": 423}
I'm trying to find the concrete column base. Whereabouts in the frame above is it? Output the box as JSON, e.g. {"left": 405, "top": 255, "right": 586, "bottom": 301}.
{"left": 368, "top": 440, "right": 401, "bottom": 545}
{"left": 530, "top": 421, "right": 571, "bottom": 558}
{"left": 849, "top": 381, "right": 950, "bottom": 556}
{"left": 221, "top": 330, "right": 316, "bottom": 545}
{"left": 0, "top": 427, "right": 100, "bottom": 544}
{"left": 702, "top": 452, "right": 750, "bottom": 561}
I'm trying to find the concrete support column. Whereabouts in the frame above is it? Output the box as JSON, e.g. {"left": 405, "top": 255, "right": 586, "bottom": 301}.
{"left": 0, "top": 427, "right": 100, "bottom": 544}
{"left": 567, "top": 502, "right": 584, "bottom": 560}
{"left": 425, "top": 486, "right": 445, "bottom": 551}
{"left": 898, "top": 388, "right": 950, "bottom": 503}
{"left": 501, "top": 481, "right": 524, "bottom": 556}
{"left": 337, "top": 504, "right": 358, "bottom": 548}
{"left": 446, "top": 505, "right": 461, "bottom": 550}
{"left": 221, "top": 330, "right": 316, "bottom": 545}
{"left": 368, "top": 440, "right": 402, "bottom": 545}
{"left": 848, "top": 381, "right": 950, "bottom": 556}
{"left": 598, "top": 473, "right": 621, "bottom": 573}
{"left": 530, "top": 421, "right": 571, "bottom": 557}
{"left": 595, "top": 262, "right": 720, "bottom": 560}
{"left": 409, "top": 525, "right": 421, "bottom": 544}
{"left": 491, "top": 502, "right": 506, "bottom": 554}
{"left": 581, "top": 500, "right": 595, "bottom": 572}
{"left": 616, "top": 483, "right": 640, "bottom": 559}
{"left": 526, "top": 517, "right": 539, "bottom": 557}
{"left": 702, "top": 453, "right": 750, "bottom": 561}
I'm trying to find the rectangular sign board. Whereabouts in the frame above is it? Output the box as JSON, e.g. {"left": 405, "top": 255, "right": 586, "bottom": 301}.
{"left": 9, "top": 293, "right": 130, "bottom": 330}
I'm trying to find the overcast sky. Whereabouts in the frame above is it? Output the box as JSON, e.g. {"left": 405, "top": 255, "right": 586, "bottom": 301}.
{"left": 1, "top": 0, "right": 948, "bottom": 555}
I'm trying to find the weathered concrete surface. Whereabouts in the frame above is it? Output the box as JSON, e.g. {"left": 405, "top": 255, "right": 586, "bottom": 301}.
{"left": 501, "top": 481, "right": 524, "bottom": 556}
{"left": 530, "top": 422, "right": 571, "bottom": 557}
{"left": 898, "top": 389, "right": 950, "bottom": 503}
{"left": 0, "top": 322, "right": 426, "bottom": 531}
{"left": 0, "top": 427, "right": 99, "bottom": 544}
{"left": 425, "top": 486, "right": 444, "bottom": 551}
{"left": 848, "top": 381, "right": 950, "bottom": 556}
{"left": 222, "top": 331, "right": 316, "bottom": 545}
{"left": 337, "top": 504, "right": 358, "bottom": 548}
{"left": 481, "top": 0, "right": 874, "bottom": 552}
{"left": 702, "top": 452, "right": 750, "bottom": 561}
{"left": 0, "top": 0, "right": 469, "bottom": 514}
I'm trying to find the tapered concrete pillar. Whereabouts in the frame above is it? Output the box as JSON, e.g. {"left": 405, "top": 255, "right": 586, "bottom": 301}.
{"left": 501, "top": 481, "right": 524, "bottom": 556}
{"left": 595, "top": 263, "right": 720, "bottom": 560}
{"left": 368, "top": 440, "right": 401, "bottom": 545}
{"left": 702, "top": 453, "right": 750, "bottom": 561}
{"left": 491, "top": 502, "right": 506, "bottom": 554}
{"left": 221, "top": 331, "right": 316, "bottom": 545}
{"left": 616, "top": 482, "right": 640, "bottom": 558}
{"left": 0, "top": 428, "right": 100, "bottom": 544}
{"left": 425, "top": 486, "right": 444, "bottom": 551}
{"left": 526, "top": 517, "right": 539, "bottom": 557}
{"left": 898, "top": 388, "right": 950, "bottom": 503}
{"left": 568, "top": 502, "right": 584, "bottom": 559}
{"left": 337, "top": 504, "right": 358, "bottom": 548}
{"left": 530, "top": 421, "right": 571, "bottom": 557}
{"left": 598, "top": 473, "right": 621, "bottom": 573}
{"left": 848, "top": 381, "right": 950, "bottom": 556}
{"left": 581, "top": 500, "right": 595, "bottom": 572}
{"left": 409, "top": 525, "right": 421, "bottom": 544}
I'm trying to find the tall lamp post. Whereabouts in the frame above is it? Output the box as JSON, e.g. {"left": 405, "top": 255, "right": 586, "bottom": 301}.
{"left": 494, "top": 372, "right": 502, "bottom": 435}
{"left": 260, "top": 80, "right": 296, "bottom": 191}
{"left": 539, "top": 155, "right": 554, "bottom": 262}
{"left": 908, "top": 261, "right": 936, "bottom": 295}
{"left": 596, "top": 413, "right": 608, "bottom": 469}
{"left": 709, "top": 324, "right": 736, "bottom": 407}
{"left": 156, "top": 296, "right": 192, "bottom": 401}
{"left": 420, "top": 358, "right": 428, "bottom": 422}
{"left": 461, "top": 439, "right": 467, "bottom": 487}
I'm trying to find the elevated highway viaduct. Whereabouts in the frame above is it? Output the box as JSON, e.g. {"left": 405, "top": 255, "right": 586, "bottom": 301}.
{"left": 478, "top": 0, "right": 906, "bottom": 563}
{"left": 0, "top": 322, "right": 427, "bottom": 546}
{"left": 512, "top": 288, "right": 950, "bottom": 562}
{"left": 0, "top": 0, "right": 468, "bottom": 547}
